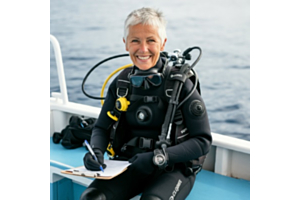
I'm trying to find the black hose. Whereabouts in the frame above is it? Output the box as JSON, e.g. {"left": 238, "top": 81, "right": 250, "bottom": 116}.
{"left": 177, "top": 68, "right": 199, "bottom": 109}
{"left": 176, "top": 47, "right": 202, "bottom": 108}
{"left": 81, "top": 54, "right": 129, "bottom": 100}
{"left": 81, "top": 47, "right": 201, "bottom": 100}
{"left": 183, "top": 46, "right": 202, "bottom": 69}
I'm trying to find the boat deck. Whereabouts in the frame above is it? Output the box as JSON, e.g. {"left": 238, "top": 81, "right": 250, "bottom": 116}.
{"left": 50, "top": 138, "right": 250, "bottom": 200}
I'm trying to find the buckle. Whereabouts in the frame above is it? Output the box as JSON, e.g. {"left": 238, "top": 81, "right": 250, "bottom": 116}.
{"left": 139, "top": 137, "right": 153, "bottom": 149}
{"left": 117, "top": 88, "right": 128, "bottom": 98}
{"left": 143, "top": 96, "right": 158, "bottom": 103}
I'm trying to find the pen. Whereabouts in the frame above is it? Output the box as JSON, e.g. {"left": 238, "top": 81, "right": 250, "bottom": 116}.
{"left": 84, "top": 140, "right": 104, "bottom": 172}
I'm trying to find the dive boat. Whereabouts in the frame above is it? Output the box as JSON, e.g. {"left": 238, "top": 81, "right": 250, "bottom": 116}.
{"left": 50, "top": 35, "right": 250, "bottom": 200}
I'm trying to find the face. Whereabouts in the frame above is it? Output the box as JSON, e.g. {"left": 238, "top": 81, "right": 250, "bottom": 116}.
{"left": 123, "top": 23, "right": 167, "bottom": 70}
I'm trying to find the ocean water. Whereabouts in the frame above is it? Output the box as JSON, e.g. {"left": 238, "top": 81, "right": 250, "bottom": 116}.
{"left": 50, "top": 0, "right": 250, "bottom": 141}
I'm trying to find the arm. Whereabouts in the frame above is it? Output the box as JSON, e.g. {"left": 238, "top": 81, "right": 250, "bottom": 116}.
{"left": 165, "top": 79, "right": 212, "bottom": 165}
{"left": 90, "top": 78, "right": 118, "bottom": 153}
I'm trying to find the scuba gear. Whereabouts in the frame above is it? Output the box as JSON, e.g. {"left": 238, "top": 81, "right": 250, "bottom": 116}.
{"left": 107, "top": 96, "right": 131, "bottom": 121}
{"left": 106, "top": 70, "right": 132, "bottom": 121}
{"left": 81, "top": 53, "right": 133, "bottom": 106}
{"left": 81, "top": 50, "right": 198, "bottom": 103}
{"left": 82, "top": 47, "right": 207, "bottom": 172}
{"left": 136, "top": 106, "right": 153, "bottom": 123}
{"left": 154, "top": 48, "right": 202, "bottom": 168}
{"left": 100, "top": 64, "right": 133, "bottom": 106}
{"left": 153, "top": 146, "right": 168, "bottom": 169}
{"left": 189, "top": 99, "right": 206, "bottom": 117}
{"left": 106, "top": 142, "right": 116, "bottom": 158}
{"left": 130, "top": 67, "right": 163, "bottom": 89}
{"left": 130, "top": 73, "right": 163, "bottom": 88}
{"left": 115, "top": 97, "right": 130, "bottom": 111}
{"left": 81, "top": 53, "right": 132, "bottom": 102}
{"left": 53, "top": 116, "right": 96, "bottom": 149}
{"left": 107, "top": 110, "right": 119, "bottom": 121}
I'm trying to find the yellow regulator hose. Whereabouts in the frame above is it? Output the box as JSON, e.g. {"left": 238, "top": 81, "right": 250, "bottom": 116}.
{"left": 100, "top": 63, "right": 133, "bottom": 105}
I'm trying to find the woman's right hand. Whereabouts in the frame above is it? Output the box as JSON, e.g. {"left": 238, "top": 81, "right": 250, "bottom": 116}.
{"left": 83, "top": 148, "right": 106, "bottom": 171}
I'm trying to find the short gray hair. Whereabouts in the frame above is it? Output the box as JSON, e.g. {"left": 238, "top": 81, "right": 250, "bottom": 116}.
{"left": 124, "top": 7, "right": 167, "bottom": 44}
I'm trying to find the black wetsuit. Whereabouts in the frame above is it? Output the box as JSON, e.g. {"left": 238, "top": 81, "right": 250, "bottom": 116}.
{"left": 81, "top": 57, "right": 212, "bottom": 200}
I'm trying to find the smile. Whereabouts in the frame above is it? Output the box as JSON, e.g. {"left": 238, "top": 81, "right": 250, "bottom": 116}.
{"left": 137, "top": 55, "right": 151, "bottom": 60}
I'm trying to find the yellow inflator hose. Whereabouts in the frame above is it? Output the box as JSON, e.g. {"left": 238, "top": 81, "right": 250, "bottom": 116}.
{"left": 100, "top": 63, "right": 133, "bottom": 105}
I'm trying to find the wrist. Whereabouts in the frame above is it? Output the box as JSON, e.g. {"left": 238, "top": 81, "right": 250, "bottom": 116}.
{"left": 153, "top": 149, "right": 168, "bottom": 169}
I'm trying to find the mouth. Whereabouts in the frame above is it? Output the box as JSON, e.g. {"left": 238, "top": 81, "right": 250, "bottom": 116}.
{"left": 136, "top": 55, "right": 151, "bottom": 60}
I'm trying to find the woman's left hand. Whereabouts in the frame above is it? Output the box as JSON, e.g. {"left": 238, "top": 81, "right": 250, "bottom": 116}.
{"left": 128, "top": 151, "right": 156, "bottom": 175}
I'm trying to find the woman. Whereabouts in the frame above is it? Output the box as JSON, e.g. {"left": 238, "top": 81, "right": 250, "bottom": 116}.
{"left": 81, "top": 7, "right": 212, "bottom": 200}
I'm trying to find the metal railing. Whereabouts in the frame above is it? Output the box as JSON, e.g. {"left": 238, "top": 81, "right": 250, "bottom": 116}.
{"left": 50, "top": 35, "right": 69, "bottom": 104}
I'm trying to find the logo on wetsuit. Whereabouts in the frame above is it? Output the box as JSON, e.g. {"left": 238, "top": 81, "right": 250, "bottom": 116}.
{"left": 169, "top": 179, "right": 182, "bottom": 200}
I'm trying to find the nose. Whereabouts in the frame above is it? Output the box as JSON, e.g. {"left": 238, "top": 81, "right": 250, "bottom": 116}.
{"left": 139, "top": 41, "right": 148, "bottom": 53}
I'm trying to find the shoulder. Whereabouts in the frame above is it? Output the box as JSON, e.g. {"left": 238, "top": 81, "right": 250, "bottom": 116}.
{"left": 108, "top": 67, "right": 133, "bottom": 88}
{"left": 118, "top": 67, "right": 133, "bottom": 78}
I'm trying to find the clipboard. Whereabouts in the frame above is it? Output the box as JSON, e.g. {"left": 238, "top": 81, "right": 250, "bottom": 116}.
{"left": 61, "top": 160, "right": 131, "bottom": 180}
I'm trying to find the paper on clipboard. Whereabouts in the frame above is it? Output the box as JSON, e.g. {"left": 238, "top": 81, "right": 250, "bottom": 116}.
{"left": 61, "top": 160, "right": 131, "bottom": 180}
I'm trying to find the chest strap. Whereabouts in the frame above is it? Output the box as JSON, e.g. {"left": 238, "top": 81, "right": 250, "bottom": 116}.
{"left": 121, "top": 137, "right": 155, "bottom": 152}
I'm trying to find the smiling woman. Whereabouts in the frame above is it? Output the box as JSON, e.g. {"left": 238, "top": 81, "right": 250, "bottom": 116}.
{"left": 51, "top": 0, "right": 250, "bottom": 141}
{"left": 124, "top": 24, "right": 167, "bottom": 70}
{"left": 80, "top": 7, "right": 212, "bottom": 200}
{"left": 122, "top": 7, "right": 167, "bottom": 70}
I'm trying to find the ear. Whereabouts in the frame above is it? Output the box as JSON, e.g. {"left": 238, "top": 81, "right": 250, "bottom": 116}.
{"left": 160, "top": 38, "right": 167, "bottom": 51}
{"left": 123, "top": 38, "right": 128, "bottom": 51}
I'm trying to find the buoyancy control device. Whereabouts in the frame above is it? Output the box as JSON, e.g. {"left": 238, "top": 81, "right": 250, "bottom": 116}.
{"left": 81, "top": 47, "right": 206, "bottom": 173}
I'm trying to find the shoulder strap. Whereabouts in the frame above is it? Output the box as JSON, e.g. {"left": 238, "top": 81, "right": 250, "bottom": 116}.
{"left": 164, "top": 66, "right": 201, "bottom": 98}
{"left": 116, "top": 67, "right": 133, "bottom": 97}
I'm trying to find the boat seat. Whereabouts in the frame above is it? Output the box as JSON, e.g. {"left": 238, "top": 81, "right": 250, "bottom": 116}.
{"left": 50, "top": 137, "right": 250, "bottom": 200}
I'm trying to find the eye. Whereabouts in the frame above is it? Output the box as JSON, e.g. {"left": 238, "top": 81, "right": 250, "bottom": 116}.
{"left": 131, "top": 39, "right": 139, "bottom": 43}
{"left": 148, "top": 39, "right": 155, "bottom": 43}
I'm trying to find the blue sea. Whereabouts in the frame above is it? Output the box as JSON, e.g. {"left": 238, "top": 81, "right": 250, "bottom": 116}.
{"left": 50, "top": 0, "right": 250, "bottom": 141}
